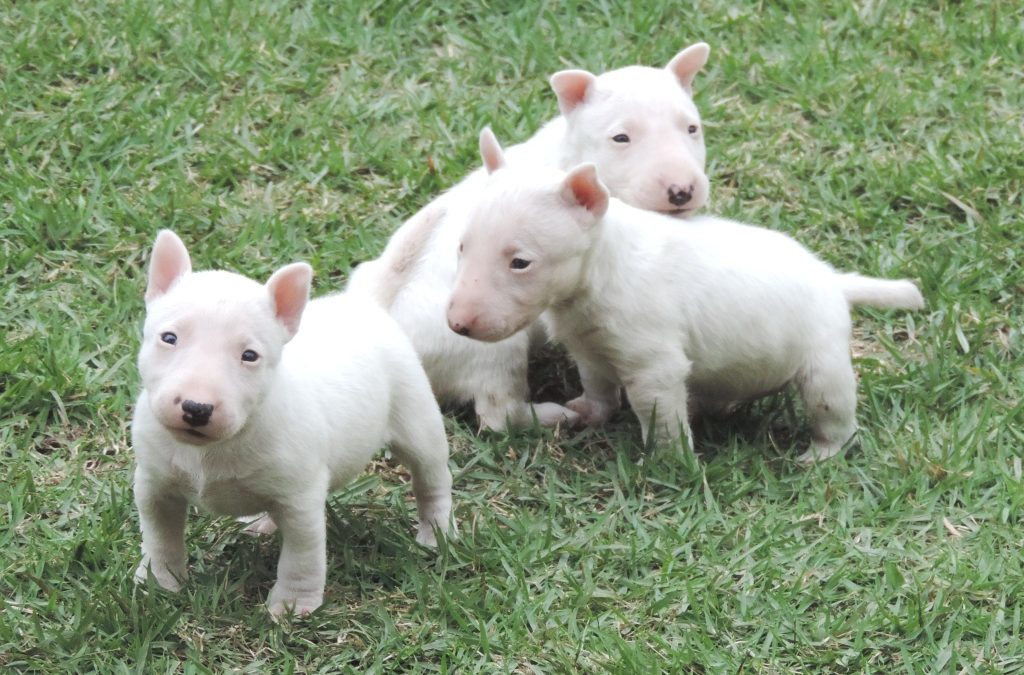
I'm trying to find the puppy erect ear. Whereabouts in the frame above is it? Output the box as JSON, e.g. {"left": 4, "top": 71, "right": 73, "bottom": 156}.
{"left": 146, "top": 230, "right": 192, "bottom": 302}
{"left": 666, "top": 42, "right": 710, "bottom": 94}
{"left": 559, "top": 163, "right": 610, "bottom": 225}
{"left": 265, "top": 262, "right": 313, "bottom": 340}
{"left": 549, "top": 69, "right": 598, "bottom": 115}
{"left": 479, "top": 126, "right": 506, "bottom": 174}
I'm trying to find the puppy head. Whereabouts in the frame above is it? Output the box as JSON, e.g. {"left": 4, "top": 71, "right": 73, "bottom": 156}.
{"left": 447, "top": 132, "right": 607, "bottom": 342}
{"left": 138, "top": 230, "right": 312, "bottom": 446}
{"left": 550, "top": 42, "right": 710, "bottom": 217}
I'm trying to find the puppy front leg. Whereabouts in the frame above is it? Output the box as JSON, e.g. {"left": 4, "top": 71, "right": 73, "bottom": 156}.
{"left": 566, "top": 358, "right": 621, "bottom": 426}
{"left": 472, "top": 335, "right": 578, "bottom": 430}
{"left": 267, "top": 502, "right": 328, "bottom": 617}
{"left": 134, "top": 471, "right": 188, "bottom": 591}
{"left": 623, "top": 360, "right": 693, "bottom": 450}
{"left": 477, "top": 397, "right": 581, "bottom": 431}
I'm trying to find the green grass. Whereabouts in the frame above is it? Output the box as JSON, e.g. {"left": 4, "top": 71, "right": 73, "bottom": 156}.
{"left": 2, "top": 0, "right": 1022, "bottom": 671}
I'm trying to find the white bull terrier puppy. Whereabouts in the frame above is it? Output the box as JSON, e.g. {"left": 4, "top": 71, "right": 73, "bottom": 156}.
{"left": 447, "top": 135, "right": 925, "bottom": 464}
{"left": 132, "top": 231, "right": 454, "bottom": 616}
{"left": 347, "top": 43, "right": 711, "bottom": 432}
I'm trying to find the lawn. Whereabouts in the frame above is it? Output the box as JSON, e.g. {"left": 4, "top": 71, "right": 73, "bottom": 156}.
{"left": 2, "top": 0, "right": 1022, "bottom": 671}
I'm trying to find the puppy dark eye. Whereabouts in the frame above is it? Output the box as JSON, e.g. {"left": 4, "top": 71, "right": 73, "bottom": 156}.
{"left": 612, "top": 134, "right": 630, "bottom": 143}
{"left": 510, "top": 258, "right": 532, "bottom": 270}
{"left": 459, "top": 243, "right": 464, "bottom": 253}
{"left": 688, "top": 125, "right": 699, "bottom": 135}
{"left": 160, "top": 332, "right": 177, "bottom": 345}
{"left": 241, "top": 350, "right": 259, "bottom": 363}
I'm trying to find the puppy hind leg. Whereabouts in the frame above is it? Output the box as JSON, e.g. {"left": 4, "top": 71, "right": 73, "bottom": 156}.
{"left": 387, "top": 377, "right": 455, "bottom": 546}
{"left": 795, "top": 345, "right": 858, "bottom": 465}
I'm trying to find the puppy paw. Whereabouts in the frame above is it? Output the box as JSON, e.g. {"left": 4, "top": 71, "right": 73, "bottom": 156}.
{"left": 267, "top": 585, "right": 323, "bottom": 618}
{"left": 134, "top": 558, "right": 186, "bottom": 592}
{"left": 566, "top": 396, "right": 616, "bottom": 426}
{"left": 415, "top": 517, "right": 458, "bottom": 547}
{"left": 531, "top": 402, "right": 582, "bottom": 428}
{"left": 238, "top": 513, "right": 278, "bottom": 536}
{"left": 796, "top": 443, "right": 846, "bottom": 466}
{"left": 415, "top": 525, "right": 438, "bottom": 547}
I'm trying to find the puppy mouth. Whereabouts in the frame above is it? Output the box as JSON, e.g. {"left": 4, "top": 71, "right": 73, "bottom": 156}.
{"left": 479, "top": 317, "right": 533, "bottom": 343}
{"left": 665, "top": 207, "right": 696, "bottom": 217}
{"left": 462, "top": 321, "right": 515, "bottom": 343}
{"left": 169, "top": 426, "right": 214, "bottom": 444}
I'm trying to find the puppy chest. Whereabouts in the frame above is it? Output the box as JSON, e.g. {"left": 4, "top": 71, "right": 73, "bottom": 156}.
{"left": 560, "top": 325, "right": 650, "bottom": 384}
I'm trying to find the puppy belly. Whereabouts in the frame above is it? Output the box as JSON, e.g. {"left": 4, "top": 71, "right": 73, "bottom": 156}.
{"left": 688, "top": 364, "right": 794, "bottom": 405}
{"left": 196, "top": 480, "right": 270, "bottom": 517}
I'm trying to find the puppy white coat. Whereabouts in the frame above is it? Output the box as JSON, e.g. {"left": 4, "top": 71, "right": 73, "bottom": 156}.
{"left": 133, "top": 231, "right": 454, "bottom": 616}
{"left": 347, "top": 44, "right": 711, "bottom": 431}
{"left": 447, "top": 145, "right": 925, "bottom": 463}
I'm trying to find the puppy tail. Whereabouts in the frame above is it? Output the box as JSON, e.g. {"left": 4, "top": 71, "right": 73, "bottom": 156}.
{"left": 837, "top": 273, "right": 925, "bottom": 310}
{"left": 346, "top": 200, "right": 448, "bottom": 309}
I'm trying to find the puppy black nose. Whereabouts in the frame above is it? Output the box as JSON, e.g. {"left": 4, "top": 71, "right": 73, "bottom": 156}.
{"left": 181, "top": 399, "right": 214, "bottom": 427}
{"left": 667, "top": 184, "right": 693, "bottom": 206}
